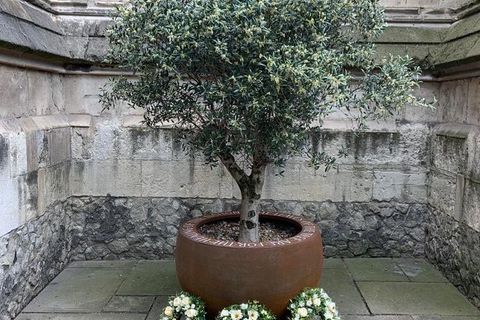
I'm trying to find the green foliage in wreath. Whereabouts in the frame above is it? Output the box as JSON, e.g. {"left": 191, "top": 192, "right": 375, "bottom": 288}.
{"left": 217, "top": 301, "right": 276, "bottom": 320}
{"left": 161, "top": 291, "right": 207, "bottom": 320}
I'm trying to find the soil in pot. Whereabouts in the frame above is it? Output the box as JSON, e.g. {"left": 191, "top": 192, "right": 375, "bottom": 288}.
{"left": 199, "top": 217, "right": 301, "bottom": 242}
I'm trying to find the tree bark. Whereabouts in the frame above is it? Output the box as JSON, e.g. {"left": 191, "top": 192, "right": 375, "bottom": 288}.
{"left": 219, "top": 152, "right": 267, "bottom": 243}
{"left": 238, "top": 165, "right": 266, "bottom": 242}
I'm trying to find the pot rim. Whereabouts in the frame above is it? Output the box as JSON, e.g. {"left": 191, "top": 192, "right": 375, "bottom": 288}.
{"left": 178, "top": 211, "right": 320, "bottom": 249}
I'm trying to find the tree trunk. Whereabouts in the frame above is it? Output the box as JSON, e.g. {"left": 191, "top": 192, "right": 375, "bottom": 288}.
{"left": 219, "top": 152, "right": 267, "bottom": 243}
{"left": 238, "top": 166, "right": 266, "bottom": 243}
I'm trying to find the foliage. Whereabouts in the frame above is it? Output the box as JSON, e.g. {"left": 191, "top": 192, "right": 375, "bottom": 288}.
{"left": 161, "top": 289, "right": 340, "bottom": 320}
{"left": 216, "top": 301, "right": 275, "bottom": 320}
{"left": 101, "top": 0, "right": 429, "bottom": 172}
{"left": 161, "top": 291, "right": 207, "bottom": 320}
{"left": 288, "top": 288, "right": 340, "bottom": 320}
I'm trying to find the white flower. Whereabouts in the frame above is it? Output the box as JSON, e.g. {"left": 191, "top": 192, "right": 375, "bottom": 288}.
{"left": 230, "top": 309, "right": 243, "bottom": 320}
{"left": 220, "top": 309, "right": 230, "bottom": 317}
{"left": 326, "top": 301, "right": 337, "bottom": 314}
{"left": 173, "top": 297, "right": 182, "bottom": 307}
{"left": 182, "top": 296, "right": 191, "bottom": 306}
{"left": 324, "top": 309, "right": 334, "bottom": 320}
{"left": 162, "top": 317, "right": 169, "bottom": 320}
{"left": 306, "top": 299, "right": 312, "bottom": 306}
{"left": 247, "top": 310, "right": 258, "bottom": 320}
{"left": 297, "top": 307, "right": 308, "bottom": 318}
{"left": 313, "top": 298, "right": 321, "bottom": 306}
{"left": 240, "top": 303, "right": 248, "bottom": 310}
{"left": 164, "top": 306, "right": 174, "bottom": 317}
{"left": 185, "top": 309, "right": 198, "bottom": 318}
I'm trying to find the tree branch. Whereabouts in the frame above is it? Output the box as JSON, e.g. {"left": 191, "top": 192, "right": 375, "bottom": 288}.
{"left": 219, "top": 152, "right": 249, "bottom": 188}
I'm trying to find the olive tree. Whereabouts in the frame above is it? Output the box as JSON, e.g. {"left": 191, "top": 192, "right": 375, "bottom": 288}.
{"left": 101, "top": 0, "right": 428, "bottom": 242}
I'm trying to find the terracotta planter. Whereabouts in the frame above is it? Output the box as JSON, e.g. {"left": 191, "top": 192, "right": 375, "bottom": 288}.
{"left": 175, "top": 212, "right": 324, "bottom": 318}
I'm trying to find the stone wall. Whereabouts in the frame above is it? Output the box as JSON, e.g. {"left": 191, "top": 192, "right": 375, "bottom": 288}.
{"left": 1, "top": 0, "right": 480, "bottom": 317}
{"left": 0, "top": 200, "right": 75, "bottom": 320}
{"left": 426, "top": 78, "right": 480, "bottom": 308}
{"left": 67, "top": 196, "right": 427, "bottom": 260}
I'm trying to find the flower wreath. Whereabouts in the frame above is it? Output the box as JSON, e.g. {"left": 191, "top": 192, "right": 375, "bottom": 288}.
{"left": 216, "top": 301, "right": 275, "bottom": 320}
{"left": 288, "top": 288, "right": 340, "bottom": 320}
{"left": 161, "top": 288, "right": 340, "bottom": 320}
{"left": 161, "top": 291, "right": 207, "bottom": 320}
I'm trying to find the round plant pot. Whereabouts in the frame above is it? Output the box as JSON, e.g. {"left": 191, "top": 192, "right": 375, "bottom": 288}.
{"left": 175, "top": 212, "right": 324, "bottom": 318}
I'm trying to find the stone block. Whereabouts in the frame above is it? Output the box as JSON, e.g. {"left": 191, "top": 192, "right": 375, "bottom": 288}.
{"left": 26, "top": 71, "right": 56, "bottom": 116}
{"left": 141, "top": 160, "right": 193, "bottom": 198}
{"left": 0, "top": 177, "right": 20, "bottom": 236}
{"left": 189, "top": 161, "right": 234, "bottom": 199}
{"left": 0, "top": 131, "right": 28, "bottom": 178}
{"left": 463, "top": 180, "right": 480, "bottom": 232}
{"left": 26, "top": 129, "right": 46, "bottom": 172}
{"left": 0, "top": 65, "right": 29, "bottom": 118}
{"left": 24, "top": 126, "right": 71, "bottom": 172}
{"left": 466, "top": 128, "right": 480, "bottom": 182}
{"left": 37, "top": 162, "right": 70, "bottom": 215}
{"left": 45, "top": 127, "right": 71, "bottom": 166}
{"left": 402, "top": 83, "right": 440, "bottom": 123}
{"left": 63, "top": 75, "right": 109, "bottom": 115}
{"left": 17, "top": 171, "right": 40, "bottom": 223}
{"left": 466, "top": 78, "right": 480, "bottom": 126}
{"left": 373, "top": 171, "right": 427, "bottom": 203}
{"left": 71, "top": 127, "right": 93, "bottom": 160}
{"left": 70, "top": 160, "right": 142, "bottom": 197}
{"left": 432, "top": 134, "right": 467, "bottom": 174}
{"left": 142, "top": 159, "right": 233, "bottom": 199}
{"left": 117, "top": 127, "right": 175, "bottom": 161}
{"left": 428, "top": 172, "right": 457, "bottom": 218}
{"left": 263, "top": 163, "right": 301, "bottom": 200}
{"left": 89, "top": 118, "right": 121, "bottom": 160}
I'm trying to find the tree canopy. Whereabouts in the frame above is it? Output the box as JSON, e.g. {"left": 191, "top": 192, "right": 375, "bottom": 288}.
{"left": 102, "top": 0, "right": 427, "bottom": 172}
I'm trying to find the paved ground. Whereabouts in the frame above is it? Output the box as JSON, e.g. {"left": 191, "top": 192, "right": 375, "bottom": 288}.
{"left": 16, "top": 258, "right": 480, "bottom": 320}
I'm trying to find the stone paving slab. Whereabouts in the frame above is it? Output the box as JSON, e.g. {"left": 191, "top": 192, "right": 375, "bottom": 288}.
{"left": 344, "top": 258, "right": 408, "bottom": 282}
{"left": 342, "top": 316, "right": 412, "bottom": 320}
{"left": 117, "top": 260, "right": 180, "bottom": 296}
{"left": 357, "top": 282, "right": 480, "bottom": 316}
{"left": 23, "top": 268, "right": 130, "bottom": 313}
{"left": 68, "top": 260, "right": 138, "bottom": 269}
{"left": 411, "top": 316, "right": 480, "bottom": 319}
{"left": 146, "top": 296, "right": 169, "bottom": 320}
{"left": 103, "top": 296, "right": 155, "bottom": 313}
{"left": 321, "top": 268, "right": 370, "bottom": 315}
{"left": 16, "top": 259, "right": 480, "bottom": 320}
{"left": 395, "top": 259, "right": 448, "bottom": 283}
{"left": 323, "top": 258, "right": 345, "bottom": 269}
{"left": 16, "top": 314, "right": 147, "bottom": 320}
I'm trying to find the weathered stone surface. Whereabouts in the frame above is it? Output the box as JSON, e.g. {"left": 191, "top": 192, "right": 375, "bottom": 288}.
{"left": 67, "top": 196, "right": 427, "bottom": 260}
{"left": 425, "top": 207, "right": 480, "bottom": 308}
{"left": 344, "top": 258, "right": 408, "bottom": 281}
{"left": 320, "top": 267, "right": 370, "bottom": 315}
{"left": 23, "top": 267, "right": 129, "bottom": 313}
{"left": 358, "top": 282, "right": 480, "bottom": 316}
{"left": 432, "top": 134, "right": 467, "bottom": 174}
{"left": 428, "top": 172, "right": 457, "bottom": 218}
{"left": 0, "top": 201, "right": 76, "bottom": 320}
